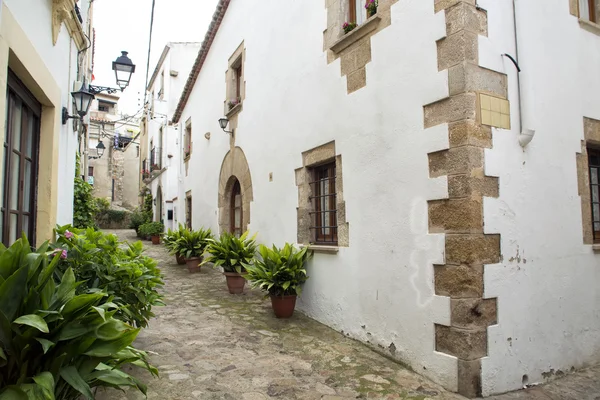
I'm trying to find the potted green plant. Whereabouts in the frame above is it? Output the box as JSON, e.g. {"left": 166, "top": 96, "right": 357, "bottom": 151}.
{"left": 204, "top": 231, "right": 257, "bottom": 294}
{"left": 176, "top": 227, "right": 213, "bottom": 273}
{"left": 137, "top": 222, "right": 151, "bottom": 241}
{"left": 245, "top": 243, "right": 312, "bottom": 318}
{"left": 343, "top": 21, "right": 357, "bottom": 34}
{"left": 163, "top": 224, "right": 187, "bottom": 265}
{"left": 365, "top": 0, "right": 378, "bottom": 17}
{"left": 143, "top": 222, "right": 164, "bottom": 245}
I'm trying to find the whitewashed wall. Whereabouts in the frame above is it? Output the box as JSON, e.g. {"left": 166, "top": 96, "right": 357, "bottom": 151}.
{"left": 4, "top": 0, "right": 86, "bottom": 226}
{"left": 177, "top": 0, "right": 460, "bottom": 389}
{"left": 147, "top": 43, "right": 200, "bottom": 229}
{"left": 478, "top": 0, "right": 600, "bottom": 395}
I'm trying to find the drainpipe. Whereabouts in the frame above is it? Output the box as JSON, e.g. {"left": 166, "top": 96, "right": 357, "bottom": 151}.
{"left": 503, "top": 0, "right": 535, "bottom": 148}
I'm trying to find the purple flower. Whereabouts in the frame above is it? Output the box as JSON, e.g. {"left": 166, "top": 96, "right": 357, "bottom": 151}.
{"left": 65, "top": 230, "right": 73, "bottom": 239}
{"left": 61, "top": 250, "right": 68, "bottom": 259}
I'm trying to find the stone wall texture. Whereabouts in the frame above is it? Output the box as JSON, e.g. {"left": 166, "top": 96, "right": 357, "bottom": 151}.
{"left": 424, "top": 1, "right": 507, "bottom": 397}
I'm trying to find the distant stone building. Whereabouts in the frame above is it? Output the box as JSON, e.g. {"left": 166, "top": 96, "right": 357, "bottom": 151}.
{"left": 88, "top": 93, "right": 140, "bottom": 210}
{"left": 167, "top": 0, "right": 600, "bottom": 398}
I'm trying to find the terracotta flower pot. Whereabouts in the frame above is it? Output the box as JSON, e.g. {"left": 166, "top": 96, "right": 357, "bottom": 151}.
{"left": 224, "top": 272, "right": 246, "bottom": 294}
{"left": 185, "top": 257, "right": 202, "bottom": 273}
{"left": 151, "top": 235, "right": 160, "bottom": 245}
{"left": 176, "top": 253, "right": 186, "bottom": 265}
{"left": 270, "top": 294, "right": 297, "bottom": 319}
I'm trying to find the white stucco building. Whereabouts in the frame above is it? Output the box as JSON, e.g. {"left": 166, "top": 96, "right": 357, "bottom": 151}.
{"left": 141, "top": 42, "right": 201, "bottom": 230}
{"left": 0, "top": 0, "right": 94, "bottom": 245}
{"left": 169, "top": 0, "right": 600, "bottom": 397}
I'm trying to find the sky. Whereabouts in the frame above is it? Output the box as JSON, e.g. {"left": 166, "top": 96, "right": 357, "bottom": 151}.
{"left": 92, "top": 0, "right": 219, "bottom": 116}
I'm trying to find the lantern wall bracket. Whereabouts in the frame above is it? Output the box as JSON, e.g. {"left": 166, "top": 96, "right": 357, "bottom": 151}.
{"left": 88, "top": 85, "right": 120, "bottom": 95}
{"left": 62, "top": 107, "right": 81, "bottom": 125}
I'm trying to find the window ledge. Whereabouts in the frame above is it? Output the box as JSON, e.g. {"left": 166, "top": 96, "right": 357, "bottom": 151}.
{"left": 225, "top": 103, "right": 242, "bottom": 118}
{"left": 330, "top": 15, "right": 381, "bottom": 53}
{"left": 592, "top": 244, "right": 600, "bottom": 252}
{"left": 579, "top": 19, "right": 600, "bottom": 35}
{"left": 300, "top": 244, "right": 339, "bottom": 254}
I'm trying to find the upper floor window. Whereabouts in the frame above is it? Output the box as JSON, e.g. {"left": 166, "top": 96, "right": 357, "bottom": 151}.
{"left": 234, "top": 63, "right": 242, "bottom": 100}
{"left": 348, "top": 0, "right": 367, "bottom": 25}
{"left": 589, "top": 147, "right": 600, "bottom": 242}
{"left": 581, "top": 0, "right": 599, "bottom": 23}
{"left": 226, "top": 42, "right": 245, "bottom": 115}
{"left": 184, "top": 118, "right": 191, "bottom": 160}
{"left": 158, "top": 71, "right": 165, "bottom": 99}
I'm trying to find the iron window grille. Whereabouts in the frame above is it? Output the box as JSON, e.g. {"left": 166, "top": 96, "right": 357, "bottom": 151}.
{"left": 589, "top": 148, "right": 600, "bottom": 243}
{"left": 150, "top": 147, "right": 162, "bottom": 171}
{"left": 309, "top": 162, "right": 338, "bottom": 245}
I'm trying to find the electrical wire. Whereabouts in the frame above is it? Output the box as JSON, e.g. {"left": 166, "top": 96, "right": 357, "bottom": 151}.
{"left": 143, "top": 0, "right": 157, "bottom": 108}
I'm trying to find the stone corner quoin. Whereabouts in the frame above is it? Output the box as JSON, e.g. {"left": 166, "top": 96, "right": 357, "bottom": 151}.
{"left": 425, "top": 0, "right": 505, "bottom": 397}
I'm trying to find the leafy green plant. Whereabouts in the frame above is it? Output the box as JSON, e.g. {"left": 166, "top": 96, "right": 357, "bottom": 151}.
{"left": 203, "top": 231, "right": 257, "bottom": 273}
{"left": 94, "top": 198, "right": 110, "bottom": 213}
{"left": 74, "top": 178, "right": 98, "bottom": 230}
{"left": 163, "top": 224, "right": 187, "bottom": 257}
{"left": 245, "top": 244, "right": 312, "bottom": 297}
{"left": 138, "top": 222, "right": 164, "bottom": 237}
{"left": 54, "top": 225, "right": 164, "bottom": 329}
{"left": 176, "top": 227, "right": 213, "bottom": 259}
{"left": 129, "top": 209, "right": 150, "bottom": 236}
{"left": 0, "top": 236, "right": 157, "bottom": 399}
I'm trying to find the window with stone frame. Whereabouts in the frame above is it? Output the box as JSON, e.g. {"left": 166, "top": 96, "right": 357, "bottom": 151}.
{"left": 225, "top": 42, "right": 245, "bottom": 116}
{"left": 184, "top": 118, "right": 192, "bottom": 160}
{"left": 348, "top": 0, "right": 367, "bottom": 25}
{"left": 310, "top": 162, "right": 338, "bottom": 245}
{"left": 588, "top": 147, "right": 600, "bottom": 242}
{"left": 296, "top": 141, "right": 349, "bottom": 248}
{"left": 580, "top": 0, "right": 600, "bottom": 22}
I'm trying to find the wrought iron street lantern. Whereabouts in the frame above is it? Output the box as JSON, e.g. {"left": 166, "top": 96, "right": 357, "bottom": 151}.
{"left": 218, "top": 118, "right": 233, "bottom": 136}
{"left": 96, "top": 140, "right": 106, "bottom": 159}
{"left": 62, "top": 80, "right": 95, "bottom": 124}
{"left": 112, "top": 51, "right": 136, "bottom": 91}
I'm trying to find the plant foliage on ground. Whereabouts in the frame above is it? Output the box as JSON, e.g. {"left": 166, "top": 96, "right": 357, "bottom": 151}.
{"left": 54, "top": 225, "right": 164, "bottom": 328}
{"left": 175, "top": 227, "right": 213, "bottom": 259}
{"left": 163, "top": 224, "right": 187, "bottom": 257}
{"left": 245, "top": 243, "right": 312, "bottom": 297}
{"left": 203, "top": 231, "right": 257, "bottom": 273}
{"left": 73, "top": 154, "right": 98, "bottom": 230}
{"left": 137, "top": 222, "right": 164, "bottom": 238}
{"left": 0, "top": 235, "right": 158, "bottom": 399}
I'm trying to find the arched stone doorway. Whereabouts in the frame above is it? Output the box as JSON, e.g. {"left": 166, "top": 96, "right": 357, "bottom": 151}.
{"left": 218, "top": 147, "right": 253, "bottom": 234}
{"left": 156, "top": 186, "right": 163, "bottom": 222}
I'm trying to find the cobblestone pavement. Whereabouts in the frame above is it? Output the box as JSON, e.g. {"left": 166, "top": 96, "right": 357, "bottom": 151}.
{"left": 97, "top": 230, "right": 464, "bottom": 400}
{"left": 97, "top": 230, "right": 600, "bottom": 400}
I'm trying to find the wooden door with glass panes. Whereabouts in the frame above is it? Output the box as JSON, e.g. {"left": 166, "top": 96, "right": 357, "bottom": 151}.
{"left": 2, "top": 70, "right": 40, "bottom": 246}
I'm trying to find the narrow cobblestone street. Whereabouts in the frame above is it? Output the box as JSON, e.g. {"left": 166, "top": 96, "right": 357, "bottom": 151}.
{"left": 97, "top": 230, "right": 600, "bottom": 400}
{"left": 96, "top": 230, "right": 464, "bottom": 400}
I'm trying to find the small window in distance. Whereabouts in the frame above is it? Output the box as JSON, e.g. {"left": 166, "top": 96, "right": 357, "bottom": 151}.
{"left": 184, "top": 119, "right": 192, "bottom": 159}
{"left": 98, "top": 102, "right": 109, "bottom": 112}
{"left": 580, "top": 0, "right": 599, "bottom": 22}
{"left": 310, "top": 162, "right": 338, "bottom": 245}
{"left": 589, "top": 147, "right": 600, "bottom": 242}
{"left": 234, "top": 63, "right": 242, "bottom": 101}
{"left": 88, "top": 166, "right": 94, "bottom": 177}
